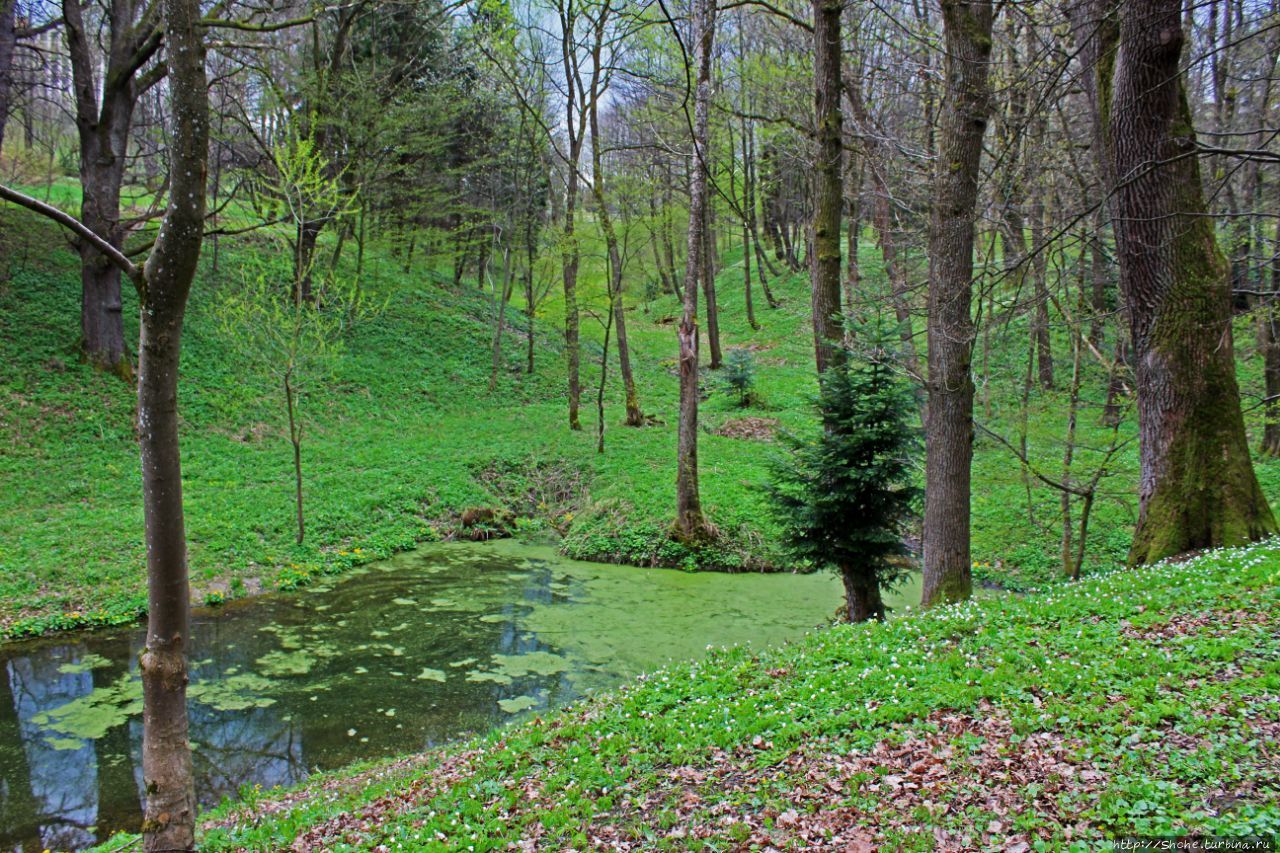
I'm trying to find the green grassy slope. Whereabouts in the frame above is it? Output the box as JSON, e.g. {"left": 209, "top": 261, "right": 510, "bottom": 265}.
{"left": 161, "top": 539, "right": 1280, "bottom": 850}
{"left": 4, "top": 196, "right": 1280, "bottom": 637}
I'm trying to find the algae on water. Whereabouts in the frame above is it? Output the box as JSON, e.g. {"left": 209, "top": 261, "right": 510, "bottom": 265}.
{"left": 497, "top": 695, "right": 538, "bottom": 713}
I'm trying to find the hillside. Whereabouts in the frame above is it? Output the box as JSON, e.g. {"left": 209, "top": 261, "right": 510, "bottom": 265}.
{"left": 132, "top": 540, "right": 1280, "bottom": 850}
{"left": 4, "top": 197, "right": 1280, "bottom": 638}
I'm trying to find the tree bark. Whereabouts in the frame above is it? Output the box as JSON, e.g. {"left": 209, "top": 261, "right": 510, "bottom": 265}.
{"left": 841, "top": 566, "right": 885, "bottom": 622}
{"left": 674, "top": 0, "right": 716, "bottom": 542}
{"left": 562, "top": 166, "right": 583, "bottom": 430}
{"left": 137, "top": 0, "right": 207, "bottom": 845}
{"left": 525, "top": 220, "right": 537, "bottom": 375}
{"left": 701, "top": 207, "right": 723, "bottom": 370}
{"left": 63, "top": 0, "right": 160, "bottom": 377}
{"left": 1098, "top": 0, "right": 1276, "bottom": 563}
{"left": 811, "top": 0, "right": 844, "bottom": 375}
{"left": 921, "top": 0, "right": 994, "bottom": 608}
{"left": 293, "top": 218, "right": 324, "bottom": 304}
{"left": 1262, "top": 211, "right": 1280, "bottom": 456}
{"left": 0, "top": 0, "right": 15, "bottom": 153}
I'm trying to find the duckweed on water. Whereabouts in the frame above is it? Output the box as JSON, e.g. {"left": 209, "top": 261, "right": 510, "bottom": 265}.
{"left": 32, "top": 671, "right": 140, "bottom": 740}
{"left": 188, "top": 674, "right": 278, "bottom": 711}
{"left": 56, "top": 653, "right": 112, "bottom": 674}
{"left": 496, "top": 695, "right": 539, "bottom": 714}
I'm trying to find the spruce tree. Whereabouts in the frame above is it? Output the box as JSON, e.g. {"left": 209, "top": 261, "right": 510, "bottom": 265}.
{"left": 767, "top": 345, "right": 921, "bottom": 622}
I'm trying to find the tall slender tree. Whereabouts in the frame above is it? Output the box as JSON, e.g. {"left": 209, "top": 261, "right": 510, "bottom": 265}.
{"left": 810, "top": 0, "right": 844, "bottom": 375}
{"left": 0, "top": 0, "right": 207, "bottom": 840}
{"left": 674, "top": 0, "right": 716, "bottom": 541}
{"left": 921, "top": 0, "right": 994, "bottom": 607}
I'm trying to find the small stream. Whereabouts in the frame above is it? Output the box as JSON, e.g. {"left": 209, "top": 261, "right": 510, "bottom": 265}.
{"left": 0, "top": 540, "right": 922, "bottom": 851}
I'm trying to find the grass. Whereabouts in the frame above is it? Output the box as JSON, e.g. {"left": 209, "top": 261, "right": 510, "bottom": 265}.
{"left": 3, "top": 190, "right": 1280, "bottom": 639}
{"left": 133, "top": 538, "right": 1280, "bottom": 849}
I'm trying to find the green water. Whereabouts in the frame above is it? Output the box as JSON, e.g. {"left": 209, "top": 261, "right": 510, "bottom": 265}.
{"left": 0, "top": 540, "right": 921, "bottom": 850}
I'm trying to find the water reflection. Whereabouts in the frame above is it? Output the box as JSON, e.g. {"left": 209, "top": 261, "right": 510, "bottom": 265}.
{"left": 0, "top": 541, "right": 852, "bottom": 851}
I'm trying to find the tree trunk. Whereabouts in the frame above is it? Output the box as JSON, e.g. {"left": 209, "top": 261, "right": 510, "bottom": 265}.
{"left": 844, "top": 160, "right": 862, "bottom": 321}
{"left": 744, "top": 124, "right": 781, "bottom": 306}
{"left": 742, "top": 218, "right": 757, "bottom": 331}
{"left": 1061, "top": 332, "right": 1082, "bottom": 577}
{"left": 675, "top": 0, "right": 716, "bottom": 542}
{"left": 294, "top": 218, "right": 323, "bottom": 304}
{"left": 841, "top": 566, "right": 885, "bottom": 622}
{"left": 78, "top": 122, "right": 132, "bottom": 377}
{"left": 1100, "top": 0, "right": 1276, "bottom": 563}
{"left": 526, "top": 224, "right": 537, "bottom": 375}
{"left": 701, "top": 208, "right": 723, "bottom": 370}
{"left": 1262, "top": 211, "right": 1280, "bottom": 456}
{"left": 586, "top": 47, "right": 642, "bottom": 427}
{"left": 661, "top": 162, "right": 680, "bottom": 296}
{"left": 1031, "top": 195, "right": 1054, "bottom": 389}
{"left": 489, "top": 244, "right": 514, "bottom": 394}
{"left": 735, "top": 37, "right": 759, "bottom": 331}
{"left": 63, "top": 0, "right": 158, "bottom": 378}
{"left": 811, "top": 0, "right": 844, "bottom": 375}
{"left": 605, "top": 231, "right": 642, "bottom": 425}
{"left": 0, "top": 0, "right": 15, "bottom": 153}
{"left": 285, "top": 371, "right": 304, "bottom": 545}
{"left": 1262, "top": 307, "right": 1280, "bottom": 456}
{"left": 1089, "top": 208, "right": 1109, "bottom": 346}
{"left": 921, "top": 0, "right": 994, "bottom": 608}
{"left": 137, "top": 0, "right": 208, "bottom": 845}
{"left": 648, "top": 196, "right": 674, "bottom": 296}
{"left": 563, "top": 162, "right": 583, "bottom": 431}
{"left": 597, "top": 299, "right": 613, "bottom": 453}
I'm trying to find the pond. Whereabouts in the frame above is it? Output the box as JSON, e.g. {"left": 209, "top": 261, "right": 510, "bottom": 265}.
{"left": 0, "top": 540, "right": 924, "bottom": 851}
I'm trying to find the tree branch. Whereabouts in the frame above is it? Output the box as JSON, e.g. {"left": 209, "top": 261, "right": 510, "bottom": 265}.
{"left": 199, "top": 14, "right": 315, "bottom": 32}
{"left": 0, "top": 185, "right": 144, "bottom": 289}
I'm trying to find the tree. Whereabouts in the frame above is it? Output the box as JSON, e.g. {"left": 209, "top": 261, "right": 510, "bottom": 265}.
{"left": 767, "top": 340, "right": 921, "bottom": 622}
{"left": 221, "top": 133, "right": 365, "bottom": 546}
{"left": 62, "top": 0, "right": 163, "bottom": 375}
{"left": 720, "top": 347, "right": 756, "bottom": 406}
{"left": 0, "top": 0, "right": 207, "bottom": 842}
{"left": 674, "top": 0, "right": 716, "bottom": 541}
{"left": 920, "top": 0, "right": 994, "bottom": 608}
{"left": 583, "top": 0, "right": 644, "bottom": 426}
{"left": 1086, "top": 0, "right": 1276, "bottom": 563}
{"left": 810, "top": 0, "right": 843, "bottom": 375}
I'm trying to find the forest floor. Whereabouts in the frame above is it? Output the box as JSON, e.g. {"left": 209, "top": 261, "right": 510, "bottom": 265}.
{"left": 99, "top": 538, "right": 1280, "bottom": 850}
{"left": 5, "top": 191, "right": 1280, "bottom": 638}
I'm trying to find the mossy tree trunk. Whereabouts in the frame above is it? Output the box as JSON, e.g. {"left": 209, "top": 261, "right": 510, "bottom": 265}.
{"left": 1100, "top": 0, "right": 1276, "bottom": 563}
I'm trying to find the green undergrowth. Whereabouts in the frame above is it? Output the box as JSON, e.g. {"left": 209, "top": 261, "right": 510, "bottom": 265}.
{"left": 4, "top": 189, "right": 1280, "bottom": 637}
{"left": 150, "top": 539, "right": 1280, "bottom": 850}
